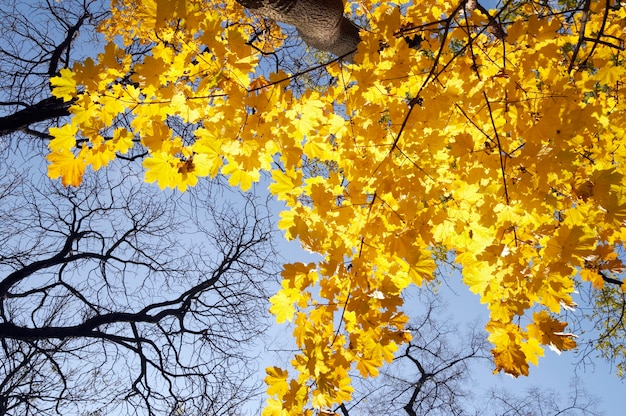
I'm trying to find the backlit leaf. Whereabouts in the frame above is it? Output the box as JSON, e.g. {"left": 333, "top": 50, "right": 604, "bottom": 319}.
{"left": 50, "top": 68, "right": 77, "bottom": 102}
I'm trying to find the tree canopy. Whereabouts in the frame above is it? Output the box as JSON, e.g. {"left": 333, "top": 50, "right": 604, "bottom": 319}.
{"left": 35, "top": 0, "right": 626, "bottom": 414}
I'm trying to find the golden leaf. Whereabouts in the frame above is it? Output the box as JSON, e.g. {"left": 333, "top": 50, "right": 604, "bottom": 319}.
{"left": 48, "top": 124, "right": 78, "bottom": 152}
{"left": 269, "top": 286, "right": 301, "bottom": 323}
{"left": 143, "top": 151, "right": 179, "bottom": 190}
{"left": 50, "top": 68, "right": 77, "bottom": 102}
{"left": 265, "top": 367, "right": 290, "bottom": 397}
{"left": 46, "top": 149, "right": 85, "bottom": 187}
{"left": 527, "top": 311, "right": 577, "bottom": 353}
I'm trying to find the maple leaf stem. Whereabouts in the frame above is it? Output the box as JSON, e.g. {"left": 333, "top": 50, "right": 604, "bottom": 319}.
{"left": 248, "top": 56, "right": 343, "bottom": 93}
{"left": 579, "top": 0, "right": 612, "bottom": 70}
{"left": 376, "top": 9, "right": 461, "bottom": 180}
{"left": 453, "top": 103, "right": 493, "bottom": 145}
{"left": 331, "top": 291, "right": 351, "bottom": 346}
{"left": 462, "top": 4, "right": 482, "bottom": 81}
{"left": 483, "top": 91, "right": 510, "bottom": 205}
{"left": 581, "top": 36, "right": 625, "bottom": 51}
{"left": 568, "top": 0, "right": 592, "bottom": 73}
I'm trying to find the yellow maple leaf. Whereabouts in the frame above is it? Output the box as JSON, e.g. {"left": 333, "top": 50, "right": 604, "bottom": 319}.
{"left": 269, "top": 169, "right": 303, "bottom": 203}
{"left": 355, "top": 356, "right": 380, "bottom": 377}
{"left": 155, "top": 0, "right": 186, "bottom": 25}
{"left": 80, "top": 139, "right": 116, "bottom": 170}
{"left": 269, "top": 287, "right": 301, "bottom": 323}
{"left": 303, "top": 140, "right": 335, "bottom": 162}
{"left": 265, "top": 367, "right": 290, "bottom": 397}
{"left": 262, "top": 397, "right": 288, "bottom": 416}
{"left": 190, "top": 132, "right": 223, "bottom": 172}
{"left": 112, "top": 128, "right": 134, "bottom": 154}
{"left": 580, "top": 268, "right": 605, "bottom": 289}
{"left": 189, "top": 153, "right": 220, "bottom": 178}
{"left": 281, "top": 262, "right": 318, "bottom": 290}
{"left": 492, "top": 343, "right": 528, "bottom": 377}
{"left": 459, "top": 252, "right": 496, "bottom": 296}
{"left": 331, "top": 367, "right": 354, "bottom": 403}
{"left": 527, "top": 310, "right": 577, "bottom": 353}
{"left": 543, "top": 225, "right": 596, "bottom": 266}
{"left": 374, "top": 341, "right": 398, "bottom": 364}
{"left": 172, "top": 153, "right": 219, "bottom": 191}
{"left": 221, "top": 161, "right": 259, "bottom": 191}
{"left": 408, "top": 250, "right": 436, "bottom": 286}
{"left": 50, "top": 68, "right": 77, "bottom": 102}
{"left": 487, "top": 322, "right": 528, "bottom": 376}
{"left": 599, "top": 193, "right": 626, "bottom": 227}
{"left": 143, "top": 151, "right": 179, "bottom": 190}
{"left": 311, "top": 389, "right": 332, "bottom": 409}
{"left": 595, "top": 64, "right": 626, "bottom": 86}
{"left": 277, "top": 209, "right": 297, "bottom": 240}
{"left": 520, "top": 337, "right": 544, "bottom": 367}
{"left": 46, "top": 149, "right": 85, "bottom": 187}
{"left": 48, "top": 124, "right": 78, "bottom": 152}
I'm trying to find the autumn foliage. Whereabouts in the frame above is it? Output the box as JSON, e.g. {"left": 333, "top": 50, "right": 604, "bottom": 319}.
{"left": 47, "top": 0, "right": 626, "bottom": 414}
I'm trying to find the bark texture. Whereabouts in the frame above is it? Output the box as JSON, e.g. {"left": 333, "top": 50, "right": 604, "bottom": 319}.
{"left": 238, "top": 0, "right": 361, "bottom": 60}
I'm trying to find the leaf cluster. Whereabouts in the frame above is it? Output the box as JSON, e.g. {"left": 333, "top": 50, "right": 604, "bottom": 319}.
{"left": 46, "top": 0, "right": 626, "bottom": 413}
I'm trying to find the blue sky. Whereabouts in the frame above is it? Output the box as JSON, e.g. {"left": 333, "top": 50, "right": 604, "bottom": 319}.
{"left": 437, "top": 274, "right": 624, "bottom": 414}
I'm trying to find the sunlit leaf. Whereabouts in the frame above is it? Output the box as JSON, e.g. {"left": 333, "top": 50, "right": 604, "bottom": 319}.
{"left": 46, "top": 149, "right": 85, "bottom": 187}
{"left": 44, "top": 0, "right": 626, "bottom": 409}
{"left": 50, "top": 68, "right": 77, "bottom": 102}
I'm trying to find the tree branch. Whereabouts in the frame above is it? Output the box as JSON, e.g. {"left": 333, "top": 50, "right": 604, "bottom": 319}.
{"left": 0, "top": 96, "right": 71, "bottom": 137}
